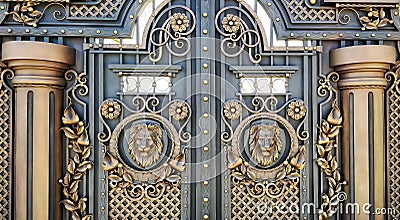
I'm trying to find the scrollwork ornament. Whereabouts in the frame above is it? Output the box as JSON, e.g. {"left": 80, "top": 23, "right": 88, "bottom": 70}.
{"left": 229, "top": 146, "right": 306, "bottom": 198}
{"left": 338, "top": 7, "right": 393, "bottom": 30}
{"left": 215, "top": 7, "right": 261, "bottom": 64}
{"left": 316, "top": 100, "right": 347, "bottom": 220}
{"left": 149, "top": 6, "right": 196, "bottom": 63}
{"left": 103, "top": 146, "right": 187, "bottom": 200}
{"left": 4, "top": 2, "right": 66, "bottom": 27}
{"left": 386, "top": 60, "right": 400, "bottom": 95}
{"left": 59, "top": 105, "right": 93, "bottom": 220}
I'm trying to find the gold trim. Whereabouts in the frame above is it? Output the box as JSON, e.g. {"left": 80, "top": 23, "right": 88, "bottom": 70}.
{"left": 316, "top": 100, "right": 347, "bottom": 220}
{"left": 59, "top": 105, "right": 93, "bottom": 220}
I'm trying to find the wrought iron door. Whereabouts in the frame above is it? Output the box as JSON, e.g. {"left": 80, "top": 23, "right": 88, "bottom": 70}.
{"left": 75, "top": 1, "right": 321, "bottom": 219}
{"left": 1, "top": 0, "right": 400, "bottom": 219}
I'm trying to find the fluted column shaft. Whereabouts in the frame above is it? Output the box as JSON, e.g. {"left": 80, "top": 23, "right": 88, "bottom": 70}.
{"left": 331, "top": 45, "right": 395, "bottom": 220}
{"left": 2, "top": 41, "right": 75, "bottom": 220}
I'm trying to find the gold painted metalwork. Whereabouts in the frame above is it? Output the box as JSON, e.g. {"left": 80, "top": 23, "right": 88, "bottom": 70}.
{"left": 222, "top": 14, "right": 241, "bottom": 33}
{"left": 231, "top": 181, "right": 300, "bottom": 219}
{"left": 249, "top": 123, "right": 283, "bottom": 167}
{"left": 109, "top": 183, "right": 181, "bottom": 219}
{"left": 101, "top": 99, "right": 121, "bottom": 120}
{"left": 215, "top": 8, "right": 261, "bottom": 64}
{"left": 99, "top": 97, "right": 191, "bottom": 201}
{"left": 5, "top": 2, "right": 41, "bottom": 27}
{"left": 223, "top": 98, "right": 308, "bottom": 210}
{"left": 59, "top": 105, "right": 93, "bottom": 220}
{"left": 384, "top": 61, "right": 400, "bottom": 219}
{"left": 283, "top": 0, "right": 336, "bottom": 22}
{"left": 287, "top": 100, "right": 307, "bottom": 120}
{"left": 169, "top": 100, "right": 189, "bottom": 121}
{"left": 0, "top": 66, "right": 13, "bottom": 220}
{"left": 338, "top": 7, "right": 394, "bottom": 30}
{"left": 128, "top": 123, "right": 163, "bottom": 168}
{"left": 4, "top": 2, "right": 66, "bottom": 27}
{"left": 316, "top": 100, "right": 346, "bottom": 220}
{"left": 149, "top": 7, "right": 196, "bottom": 62}
{"left": 170, "top": 13, "right": 190, "bottom": 33}
{"left": 223, "top": 100, "right": 242, "bottom": 120}
{"left": 69, "top": 0, "right": 120, "bottom": 18}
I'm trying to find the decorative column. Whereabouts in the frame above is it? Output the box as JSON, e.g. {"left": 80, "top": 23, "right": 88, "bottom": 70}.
{"left": 330, "top": 45, "right": 395, "bottom": 220}
{"left": 2, "top": 41, "right": 75, "bottom": 220}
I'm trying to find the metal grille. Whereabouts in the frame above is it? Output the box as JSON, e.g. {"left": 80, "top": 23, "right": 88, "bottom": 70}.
{"left": 108, "top": 183, "right": 181, "bottom": 219}
{"left": 231, "top": 181, "right": 300, "bottom": 220}
{"left": 283, "top": 0, "right": 336, "bottom": 22}
{"left": 0, "top": 86, "right": 11, "bottom": 219}
{"left": 69, "top": 0, "right": 123, "bottom": 18}
{"left": 387, "top": 75, "right": 400, "bottom": 219}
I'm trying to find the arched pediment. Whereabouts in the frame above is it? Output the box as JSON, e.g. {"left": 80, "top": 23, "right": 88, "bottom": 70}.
{"left": 0, "top": 0, "right": 400, "bottom": 40}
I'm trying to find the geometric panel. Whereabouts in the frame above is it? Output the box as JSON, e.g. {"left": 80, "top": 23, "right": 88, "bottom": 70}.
{"left": 109, "top": 184, "right": 181, "bottom": 220}
{"left": 231, "top": 181, "right": 300, "bottom": 220}
{"left": 0, "top": 88, "right": 11, "bottom": 219}
{"left": 387, "top": 79, "right": 400, "bottom": 219}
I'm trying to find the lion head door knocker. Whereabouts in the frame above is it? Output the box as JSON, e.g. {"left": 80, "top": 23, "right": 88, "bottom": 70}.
{"left": 249, "top": 123, "right": 282, "bottom": 167}
{"left": 128, "top": 123, "right": 163, "bottom": 168}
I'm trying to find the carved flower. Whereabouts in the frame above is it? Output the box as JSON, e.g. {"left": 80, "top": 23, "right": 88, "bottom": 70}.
{"left": 287, "top": 100, "right": 306, "bottom": 120}
{"left": 170, "top": 13, "right": 190, "bottom": 33}
{"left": 222, "top": 14, "right": 241, "bottom": 33}
{"left": 224, "top": 101, "right": 242, "bottom": 120}
{"left": 101, "top": 100, "right": 121, "bottom": 120}
{"left": 169, "top": 101, "right": 189, "bottom": 121}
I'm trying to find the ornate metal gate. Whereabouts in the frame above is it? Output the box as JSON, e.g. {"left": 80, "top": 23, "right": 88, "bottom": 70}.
{"left": 1, "top": 0, "right": 400, "bottom": 219}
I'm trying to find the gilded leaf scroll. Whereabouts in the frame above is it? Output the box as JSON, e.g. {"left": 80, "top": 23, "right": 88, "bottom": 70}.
{"left": 59, "top": 106, "right": 93, "bottom": 220}
{"left": 317, "top": 71, "right": 346, "bottom": 220}
{"left": 4, "top": 1, "right": 66, "bottom": 27}
{"left": 316, "top": 101, "right": 347, "bottom": 220}
{"left": 338, "top": 6, "right": 394, "bottom": 30}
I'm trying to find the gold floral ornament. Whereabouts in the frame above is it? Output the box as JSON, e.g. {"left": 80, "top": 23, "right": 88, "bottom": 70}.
{"left": 59, "top": 105, "right": 93, "bottom": 220}
{"left": 316, "top": 101, "right": 346, "bottom": 220}
{"left": 5, "top": 2, "right": 42, "bottom": 27}
{"left": 222, "top": 14, "right": 241, "bottom": 33}
{"left": 359, "top": 8, "right": 393, "bottom": 30}
{"left": 101, "top": 100, "right": 121, "bottom": 120}
{"left": 223, "top": 100, "right": 242, "bottom": 120}
{"left": 170, "top": 13, "right": 190, "bottom": 33}
{"left": 169, "top": 101, "right": 189, "bottom": 121}
{"left": 287, "top": 100, "right": 307, "bottom": 120}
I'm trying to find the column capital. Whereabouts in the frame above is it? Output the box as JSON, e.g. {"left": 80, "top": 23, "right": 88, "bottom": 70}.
{"left": 330, "top": 45, "right": 396, "bottom": 90}
{"left": 2, "top": 41, "right": 75, "bottom": 88}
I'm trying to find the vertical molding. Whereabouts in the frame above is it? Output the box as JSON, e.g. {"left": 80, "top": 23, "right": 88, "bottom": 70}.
{"left": 49, "top": 91, "right": 55, "bottom": 220}
{"left": 27, "top": 91, "right": 33, "bottom": 220}
{"left": 330, "top": 45, "right": 395, "bottom": 220}
{"left": 1, "top": 41, "right": 75, "bottom": 220}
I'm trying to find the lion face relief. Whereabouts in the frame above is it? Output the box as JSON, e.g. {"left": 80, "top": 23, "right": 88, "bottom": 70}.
{"left": 128, "top": 123, "right": 163, "bottom": 168}
{"left": 249, "top": 123, "right": 283, "bottom": 166}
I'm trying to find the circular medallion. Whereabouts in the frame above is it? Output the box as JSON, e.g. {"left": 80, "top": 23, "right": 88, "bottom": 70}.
{"left": 231, "top": 113, "right": 299, "bottom": 180}
{"left": 109, "top": 113, "right": 181, "bottom": 182}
